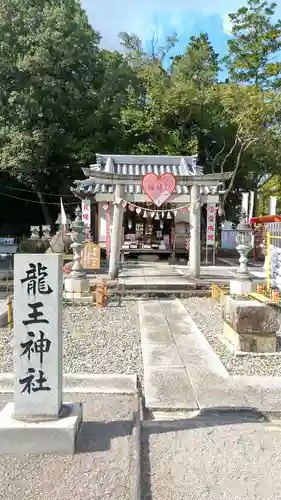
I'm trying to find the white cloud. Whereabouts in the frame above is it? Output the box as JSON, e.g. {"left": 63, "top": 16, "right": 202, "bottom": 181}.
{"left": 222, "top": 13, "right": 233, "bottom": 35}
{"left": 80, "top": 0, "right": 280, "bottom": 49}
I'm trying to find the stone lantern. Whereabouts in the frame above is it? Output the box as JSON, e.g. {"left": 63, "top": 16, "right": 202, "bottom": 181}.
{"left": 230, "top": 212, "right": 255, "bottom": 295}
{"left": 236, "top": 213, "right": 253, "bottom": 280}
{"left": 64, "top": 206, "right": 90, "bottom": 299}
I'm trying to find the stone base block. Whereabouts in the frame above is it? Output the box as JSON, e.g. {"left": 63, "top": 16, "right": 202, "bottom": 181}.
{"left": 0, "top": 310, "right": 8, "bottom": 327}
{"left": 230, "top": 279, "right": 255, "bottom": 295}
{"left": 63, "top": 292, "right": 93, "bottom": 304}
{"left": 0, "top": 402, "right": 83, "bottom": 455}
{"left": 223, "top": 321, "right": 276, "bottom": 353}
{"left": 138, "top": 254, "right": 159, "bottom": 262}
{"left": 223, "top": 295, "right": 280, "bottom": 334}
{"left": 64, "top": 277, "right": 90, "bottom": 294}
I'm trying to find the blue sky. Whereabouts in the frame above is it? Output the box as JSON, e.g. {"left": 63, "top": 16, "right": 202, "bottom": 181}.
{"left": 81, "top": 0, "right": 281, "bottom": 66}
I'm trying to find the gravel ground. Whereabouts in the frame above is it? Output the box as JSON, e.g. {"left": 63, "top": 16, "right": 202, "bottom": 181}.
{"left": 181, "top": 297, "right": 281, "bottom": 376}
{"left": 0, "top": 299, "right": 143, "bottom": 382}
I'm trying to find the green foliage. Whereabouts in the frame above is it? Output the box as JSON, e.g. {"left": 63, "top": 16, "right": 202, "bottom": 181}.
{"left": 225, "top": 0, "right": 281, "bottom": 88}
{"left": 172, "top": 33, "right": 219, "bottom": 86}
{"left": 257, "top": 175, "right": 281, "bottom": 215}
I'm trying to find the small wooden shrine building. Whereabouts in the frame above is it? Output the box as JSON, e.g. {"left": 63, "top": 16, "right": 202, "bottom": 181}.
{"left": 71, "top": 153, "right": 231, "bottom": 278}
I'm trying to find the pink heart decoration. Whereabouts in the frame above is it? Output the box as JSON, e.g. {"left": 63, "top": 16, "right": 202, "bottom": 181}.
{"left": 142, "top": 173, "right": 176, "bottom": 207}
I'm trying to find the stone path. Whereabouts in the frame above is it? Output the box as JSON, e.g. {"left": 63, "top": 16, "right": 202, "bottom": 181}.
{"left": 118, "top": 262, "right": 192, "bottom": 289}
{"left": 115, "top": 262, "right": 265, "bottom": 290}
{"left": 176, "top": 264, "right": 265, "bottom": 282}
{"left": 139, "top": 298, "right": 281, "bottom": 414}
{"left": 139, "top": 298, "right": 228, "bottom": 411}
{"left": 139, "top": 298, "right": 281, "bottom": 499}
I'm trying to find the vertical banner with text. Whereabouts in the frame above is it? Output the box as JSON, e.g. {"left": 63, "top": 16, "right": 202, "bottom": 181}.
{"left": 81, "top": 199, "right": 91, "bottom": 241}
{"left": 206, "top": 204, "right": 216, "bottom": 246}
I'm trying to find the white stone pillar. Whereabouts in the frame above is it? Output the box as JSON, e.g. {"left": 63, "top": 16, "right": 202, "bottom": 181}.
{"left": 0, "top": 253, "right": 83, "bottom": 455}
{"left": 13, "top": 253, "right": 63, "bottom": 421}
{"left": 189, "top": 184, "right": 201, "bottom": 278}
{"left": 109, "top": 185, "right": 124, "bottom": 280}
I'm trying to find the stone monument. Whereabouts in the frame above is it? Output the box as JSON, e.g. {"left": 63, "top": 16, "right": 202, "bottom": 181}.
{"left": 0, "top": 253, "right": 82, "bottom": 455}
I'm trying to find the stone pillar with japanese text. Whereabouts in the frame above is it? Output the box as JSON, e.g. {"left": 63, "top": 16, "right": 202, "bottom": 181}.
{"left": 0, "top": 253, "right": 82, "bottom": 455}
{"left": 13, "top": 254, "right": 63, "bottom": 420}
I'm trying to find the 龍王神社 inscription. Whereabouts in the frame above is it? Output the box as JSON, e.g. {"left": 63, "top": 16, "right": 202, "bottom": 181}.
{"left": 13, "top": 254, "right": 63, "bottom": 420}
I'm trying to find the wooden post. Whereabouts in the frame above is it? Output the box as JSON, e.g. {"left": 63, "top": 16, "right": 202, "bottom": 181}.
{"left": 108, "top": 185, "right": 125, "bottom": 280}
{"left": 6, "top": 295, "right": 13, "bottom": 330}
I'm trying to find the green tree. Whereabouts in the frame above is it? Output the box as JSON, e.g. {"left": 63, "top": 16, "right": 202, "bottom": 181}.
{"left": 0, "top": 0, "right": 103, "bottom": 223}
{"left": 95, "top": 49, "right": 142, "bottom": 154}
{"left": 225, "top": 0, "right": 281, "bottom": 88}
{"left": 211, "top": 83, "right": 281, "bottom": 216}
{"left": 172, "top": 33, "right": 219, "bottom": 87}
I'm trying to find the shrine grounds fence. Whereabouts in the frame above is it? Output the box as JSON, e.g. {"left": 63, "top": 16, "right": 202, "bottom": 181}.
{"left": 266, "top": 222, "right": 281, "bottom": 290}
{"left": 0, "top": 267, "right": 13, "bottom": 300}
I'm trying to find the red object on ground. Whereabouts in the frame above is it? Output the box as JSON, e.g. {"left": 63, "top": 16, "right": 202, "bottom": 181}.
{"left": 250, "top": 215, "right": 281, "bottom": 225}
{"left": 63, "top": 265, "right": 72, "bottom": 274}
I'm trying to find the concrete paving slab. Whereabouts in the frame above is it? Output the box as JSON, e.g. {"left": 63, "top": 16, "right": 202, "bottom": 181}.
{"left": 173, "top": 331, "right": 214, "bottom": 355}
{"left": 162, "top": 299, "right": 229, "bottom": 376}
{"left": 233, "top": 377, "right": 281, "bottom": 413}
{"left": 190, "top": 377, "right": 252, "bottom": 410}
{"left": 0, "top": 392, "right": 139, "bottom": 500}
{"left": 144, "top": 368, "right": 198, "bottom": 411}
{"left": 142, "top": 412, "right": 281, "bottom": 500}
{"left": 140, "top": 327, "right": 173, "bottom": 345}
{"left": 142, "top": 343, "right": 183, "bottom": 368}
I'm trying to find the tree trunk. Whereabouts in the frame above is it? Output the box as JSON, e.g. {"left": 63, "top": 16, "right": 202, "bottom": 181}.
{"left": 35, "top": 175, "right": 52, "bottom": 226}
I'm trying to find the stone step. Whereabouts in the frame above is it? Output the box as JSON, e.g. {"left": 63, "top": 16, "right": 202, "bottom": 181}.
{"left": 0, "top": 391, "right": 141, "bottom": 500}
{"left": 109, "top": 281, "right": 211, "bottom": 291}
{"left": 109, "top": 289, "right": 211, "bottom": 298}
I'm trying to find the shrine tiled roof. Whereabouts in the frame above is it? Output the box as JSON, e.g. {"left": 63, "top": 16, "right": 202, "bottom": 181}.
{"left": 72, "top": 154, "right": 223, "bottom": 197}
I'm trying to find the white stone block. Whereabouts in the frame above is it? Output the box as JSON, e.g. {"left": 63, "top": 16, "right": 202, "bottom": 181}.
{"left": 64, "top": 277, "right": 90, "bottom": 294}
{"left": 230, "top": 279, "right": 255, "bottom": 295}
{"left": 13, "top": 253, "right": 63, "bottom": 420}
{"left": 0, "top": 402, "right": 82, "bottom": 455}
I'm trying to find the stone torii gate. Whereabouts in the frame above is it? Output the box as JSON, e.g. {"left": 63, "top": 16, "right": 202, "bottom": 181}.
{"left": 72, "top": 156, "right": 232, "bottom": 279}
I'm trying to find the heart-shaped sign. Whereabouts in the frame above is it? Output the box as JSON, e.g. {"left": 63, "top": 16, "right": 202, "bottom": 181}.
{"left": 142, "top": 173, "right": 176, "bottom": 207}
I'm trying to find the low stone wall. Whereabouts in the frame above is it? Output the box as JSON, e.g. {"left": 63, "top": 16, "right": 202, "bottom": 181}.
{"left": 222, "top": 295, "right": 281, "bottom": 353}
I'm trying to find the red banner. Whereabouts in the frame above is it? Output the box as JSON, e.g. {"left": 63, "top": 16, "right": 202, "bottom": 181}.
{"left": 206, "top": 204, "right": 216, "bottom": 246}
{"left": 105, "top": 206, "right": 111, "bottom": 260}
